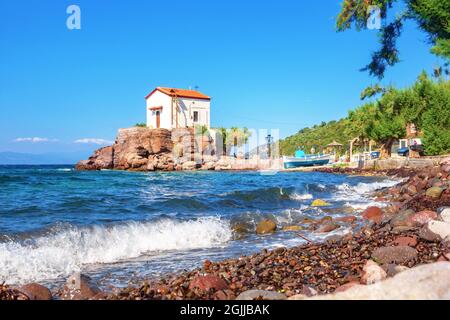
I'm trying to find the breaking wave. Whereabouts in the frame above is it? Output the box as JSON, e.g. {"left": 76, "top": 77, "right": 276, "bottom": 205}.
{"left": 0, "top": 217, "right": 232, "bottom": 284}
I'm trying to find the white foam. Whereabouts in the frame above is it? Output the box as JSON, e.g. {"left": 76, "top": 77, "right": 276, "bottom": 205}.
{"left": 290, "top": 193, "right": 313, "bottom": 200}
{"left": 334, "top": 179, "right": 401, "bottom": 209}
{"left": 0, "top": 217, "right": 231, "bottom": 284}
{"left": 56, "top": 168, "right": 72, "bottom": 172}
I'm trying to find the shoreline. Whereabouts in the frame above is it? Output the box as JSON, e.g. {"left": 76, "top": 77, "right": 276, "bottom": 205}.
{"left": 1, "top": 158, "right": 449, "bottom": 300}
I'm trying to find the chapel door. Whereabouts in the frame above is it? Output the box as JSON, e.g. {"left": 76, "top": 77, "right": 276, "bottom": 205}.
{"left": 156, "top": 111, "right": 160, "bottom": 128}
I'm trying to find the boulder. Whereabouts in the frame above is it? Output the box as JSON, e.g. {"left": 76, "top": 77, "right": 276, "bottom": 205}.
{"left": 362, "top": 206, "right": 383, "bottom": 224}
{"left": 311, "top": 199, "right": 331, "bottom": 207}
{"left": 390, "top": 209, "right": 415, "bottom": 228}
{"left": 182, "top": 161, "right": 198, "bottom": 171}
{"left": 334, "top": 281, "right": 362, "bottom": 293}
{"left": 75, "top": 146, "right": 114, "bottom": 170}
{"left": 236, "top": 290, "right": 286, "bottom": 300}
{"left": 408, "top": 210, "right": 438, "bottom": 226}
{"left": 60, "top": 273, "right": 101, "bottom": 300}
{"left": 371, "top": 246, "right": 418, "bottom": 264}
{"left": 426, "top": 187, "right": 444, "bottom": 199}
{"left": 281, "top": 225, "right": 303, "bottom": 232}
{"left": 360, "top": 260, "right": 387, "bottom": 285}
{"left": 18, "top": 283, "right": 52, "bottom": 300}
{"left": 438, "top": 208, "right": 450, "bottom": 223}
{"left": 419, "top": 220, "right": 450, "bottom": 242}
{"left": 256, "top": 220, "right": 277, "bottom": 234}
{"left": 335, "top": 216, "right": 357, "bottom": 224}
{"left": 307, "top": 262, "right": 450, "bottom": 300}
{"left": 316, "top": 223, "right": 339, "bottom": 233}
{"left": 189, "top": 274, "right": 228, "bottom": 292}
{"left": 392, "top": 236, "right": 417, "bottom": 247}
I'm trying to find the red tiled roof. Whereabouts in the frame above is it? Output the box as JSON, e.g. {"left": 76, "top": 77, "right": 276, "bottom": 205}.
{"left": 145, "top": 87, "right": 211, "bottom": 100}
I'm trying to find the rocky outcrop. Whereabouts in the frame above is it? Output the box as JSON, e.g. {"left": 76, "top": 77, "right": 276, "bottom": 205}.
{"left": 76, "top": 127, "right": 215, "bottom": 172}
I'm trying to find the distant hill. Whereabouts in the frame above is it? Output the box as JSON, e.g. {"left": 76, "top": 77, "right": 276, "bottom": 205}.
{"left": 279, "top": 119, "right": 352, "bottom": 156}
{"left": 0, "top": 151, "right": 91, "bottom": 165}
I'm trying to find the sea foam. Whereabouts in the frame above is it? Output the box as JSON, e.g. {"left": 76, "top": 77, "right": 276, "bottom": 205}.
{"left": 0, "top": 217, "right": 231, "bottom": 284}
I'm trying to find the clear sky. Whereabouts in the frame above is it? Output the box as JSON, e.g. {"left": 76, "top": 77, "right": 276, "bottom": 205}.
{"left": 0, "top": 0, "right": 444, "bottom": 156}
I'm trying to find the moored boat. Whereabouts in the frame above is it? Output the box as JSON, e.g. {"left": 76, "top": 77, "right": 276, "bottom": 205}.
{"left": 283, "top": 150, "right": 330, "bottom": 169}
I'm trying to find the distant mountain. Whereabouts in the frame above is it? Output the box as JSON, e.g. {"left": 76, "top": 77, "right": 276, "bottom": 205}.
{"left": 0, "top": 151, "right": 91, "bottom": 165}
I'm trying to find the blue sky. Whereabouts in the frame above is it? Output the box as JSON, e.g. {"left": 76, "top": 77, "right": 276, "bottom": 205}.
{"left": 0, "top": 0, "right": 444, "bottom": 157}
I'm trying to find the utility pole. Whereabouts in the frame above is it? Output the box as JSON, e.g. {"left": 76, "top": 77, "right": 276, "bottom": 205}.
{"left": 265, "top": 134, "right": 273, "bottom": 159}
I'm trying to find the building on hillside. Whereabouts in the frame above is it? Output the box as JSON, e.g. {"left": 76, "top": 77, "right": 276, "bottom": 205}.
{"left": 145, "top": 87, "right": 211, "bottom": 130}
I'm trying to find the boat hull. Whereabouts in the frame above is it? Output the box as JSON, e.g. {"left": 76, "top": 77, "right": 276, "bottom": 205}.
{"left": 283, "top": 156, "right": 330, "bottom": 169}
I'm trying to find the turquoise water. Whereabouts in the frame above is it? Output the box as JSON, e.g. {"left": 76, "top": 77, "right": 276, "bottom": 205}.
{"left": 0, "top": 165, "right": 399, "bottom": 288}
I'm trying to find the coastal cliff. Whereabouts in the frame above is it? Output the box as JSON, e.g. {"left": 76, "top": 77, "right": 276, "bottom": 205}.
{"left": 76, "top": 127, "right": 275, "bottom": 172}
{"left": 76, "top": 127, "right": 196, "bottom": 171}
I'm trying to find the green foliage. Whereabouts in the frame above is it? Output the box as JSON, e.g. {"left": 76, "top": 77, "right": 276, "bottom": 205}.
{"left": 280, "top": 119, "right": 352, "bottom": 156}
{"left": 422, "top": 80, "right": 450, "bottom": 155}
{"left": 360, "top": 84, "right": 386, "bottom": 100}
{"left": 337, "top": 0, "right": 450, "bottom": 78}
{"left": 135, "top": 123, "right": 147, "bottom": 127}
{"left": 281, "top": 73, "right": 450, "bottom": 156}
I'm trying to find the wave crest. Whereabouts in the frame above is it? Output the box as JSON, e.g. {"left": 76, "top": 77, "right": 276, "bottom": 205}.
{"left": 0, "top": 217, "right": 231, "bottom": 284}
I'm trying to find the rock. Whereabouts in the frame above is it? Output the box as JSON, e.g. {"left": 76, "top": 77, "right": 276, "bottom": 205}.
{"left": 409, "top": 210, "right": 438, "bottom": 226}
{"left": 335, "top": 216, "right": 357, "bottom": 224}
{"left": 189, "top": 274, "right": 228, "bottom": 292}
{"left": 202, "top": 161, "right": 216, "bottom": 170}
{"left": 287, "top": 294, "right": 307, "bottom": 300}
{"left": 439, "top": 208, "right": 450, "bottom": 223}
{"left": 362, "top": 206, "right": 383, "bottom": 224}
{"left": 256, "top": 220, "right": 277, "bottom": 234}
{"left": 419, "top": 221, "right": 450, "bottom": 242}
{"left": 61, "top": 273, "right": 101, "bottom": 300}
{"left": 316, "top": 223, "right": 339, "bottom": 233}
{"left": 213, "top": 289, "right": 235, "bottom": 300}
{"left": 75, "top": 146, "right": 114, "bottom": 170}
{"left": 307, "top": 262, "right": 450, "bottom": 300}
{"left": 392, "top": 236, "right": 417, "bottom": 247}
{"left": 334, "top": 281, "right": 362, "bottom": 293}
{"left": 382, "top": 264, "right": 410, "bottom": 277}
{"left": 236, "top": 290, "right": 286, "bottom": 300}
{"left": 426, "top": 186, "right": 444, "bottom": 199}
{"left": 371, "top": 246, "right": 418, "bottom": 264}
{"left": 390, "top": 209, "right": 415, "bottom": 228}
{"left": 18, "top": 283, "right": 52, "bottom": 300}
{"left": 282, "top": 225, "right": 303, "bottom": 232}
{"left": 360, "top": 260, "right": 387, "bottom": 284}
{"left": 311, "top": 199, "right": 331, "bottom": 207}
{"left": 182, "top": 161, "right": 199, "bottom": 171}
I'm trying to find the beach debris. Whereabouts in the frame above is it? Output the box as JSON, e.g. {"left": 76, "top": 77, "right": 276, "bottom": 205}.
{"left": 311, "top": 199, "right": 331, "bottom": 207}
{"left": 18, "top": 283, "right": 52, "bottom": 300}
{"left": 256, "top": 220, "right": 277, "bottom": 234}
{"left": 0, "top": 283, "right": 28, "bottom": 300}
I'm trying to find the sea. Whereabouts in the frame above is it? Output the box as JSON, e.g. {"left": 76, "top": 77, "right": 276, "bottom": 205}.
{"left": 0, "top": 165, "right": 400, "bottom": 290}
